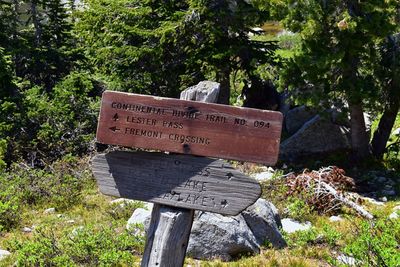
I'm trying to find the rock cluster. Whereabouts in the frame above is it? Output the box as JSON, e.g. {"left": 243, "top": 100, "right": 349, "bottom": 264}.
{"left": 127, "top": 198, "right": 286, "bottom": 261}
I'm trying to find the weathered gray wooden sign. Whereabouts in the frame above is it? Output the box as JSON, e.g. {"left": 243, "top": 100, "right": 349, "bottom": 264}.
{"left": 92, "top": 151, "right": 261, "bottom": 216}
{"left": 96, "top": 90, "right": 283, "bottom": 165}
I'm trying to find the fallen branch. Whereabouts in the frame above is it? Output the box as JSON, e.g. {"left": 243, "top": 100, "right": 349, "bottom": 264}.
{"left": 318, "top": 179, "right": 373, "bottom": 220}
{"left": 286, "top": 166, "right": 374, "bottom": 219}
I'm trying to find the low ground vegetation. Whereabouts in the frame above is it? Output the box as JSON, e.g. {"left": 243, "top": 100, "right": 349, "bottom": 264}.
{"left": 0, "top": 153, "right": 399, "bottom": 266}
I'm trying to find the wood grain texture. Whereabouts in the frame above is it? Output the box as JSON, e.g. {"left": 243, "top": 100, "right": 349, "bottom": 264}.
{"left": 92, "top": 151, "right": 261, "bottom": 216}
{"left": 141, "top": 205, "right": 194, "bottom": 267}
{"left": 96, "top": 91, "right": 283, "bottom": 165}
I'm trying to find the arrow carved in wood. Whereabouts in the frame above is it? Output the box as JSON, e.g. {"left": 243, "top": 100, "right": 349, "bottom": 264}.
{"left": 113, "top": 113, "right": 119, "bottom": 121}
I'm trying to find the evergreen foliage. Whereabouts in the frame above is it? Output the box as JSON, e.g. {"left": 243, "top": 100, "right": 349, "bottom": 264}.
{"left": 75, "top": 0, "right": 277, "bottom": 102}
{"left": 274, "top": 0, "right": 399, "bottom": 160}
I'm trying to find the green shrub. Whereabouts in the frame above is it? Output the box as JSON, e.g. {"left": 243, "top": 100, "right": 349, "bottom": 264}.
{"left": 0, "top": 156, "right": 93, "bottom": 232}
{"left": 285, "top": 228, "right": 319, "bottom": 248}
{"left": 285, "top": 223, "right": 342, "bottom": 249}
{"left": 3, "top": 71, "right": 100, "bottom": 165}
{"left": 21, "top": 72, "right": 100, "bottom": 163}
{"left": 0, "top": 139, "right": 7, "bottom": 170}
{"left": 0, "top": 176, "right": 21, "bottom": 232}
{"left": 320, "top": 223, "right": 342, "bottom": 247}
{"left": 8, "top": 156, "right": 92, "bottom": 209}
{"left": 8, "top": 225, "right": 144, "bottom": 266}
{"left": 286, "top": 197, "right": 314, "bottom": 222}
{"left": 343, "top": 218, "right": 400, "bottom": 266}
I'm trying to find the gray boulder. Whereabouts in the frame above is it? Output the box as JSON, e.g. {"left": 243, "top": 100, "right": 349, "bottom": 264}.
{"left": 126, "top": 208, "right": 152, "bottom": 230}
{"left": 285, "top": 106, "right": 317, "bottom": 135}
{"left": 187, "top": 212, "right": 259, "bottom": 261}
{"left": 241, "top": 199, "right": 286, "bottom": 248}
{"left": 280, "top": 115, "right": 350, "bottom": 161}
{"left": 180, "top": 81, "right": 220, "bottom": 103}
{"left": 135, "top": 198, "right": 286, "bottom": 261}
{"left": 126, "top": 203, "right": 153, "bottom": 230}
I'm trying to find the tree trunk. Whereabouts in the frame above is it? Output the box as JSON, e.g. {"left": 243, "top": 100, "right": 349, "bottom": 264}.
{"left": 371, "top": 101, "right": 400, "bottom": 159}
{"left": 216, "top": 66, "right": 230, "bottom": 105}
{"left": 342, "top": 47, "right": 371, "bottom": 162}
{"left": 30, "top": 0, "right": 42, "bottom": 46}
{"left": 349, "top": 102, "right": 371, "bottom": 161}
{"left": 371, "top": 63, "right": 400, "bottom": 159}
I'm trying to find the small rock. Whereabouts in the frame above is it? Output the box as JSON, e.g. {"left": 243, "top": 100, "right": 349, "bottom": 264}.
{"left": 253, "top": 171, "right": 274, "bottom": 181}
{"left": 281, "top": 218, "right": 312, "bottom": 233}
{"left": 389, "top": 205, "right": 400, "bottom": 219}
{"left": 329, "top": 216, "right": 343, "bottom": 222}
{"left": 389, "top": 211, "right": 399, "bottom": 220}
{"left": 57, "top": 214, "right": 64, "bottom": 218}
{"left": 0, "top": 249, "right": 11, "bottom": 261}
{"left": 22, "top": 227, "right": 32, "bottom": 233}
{"left": 126, "top": 208, "right": 152, "bottom": 230}
{"left": 337, "top": 254, "right": 357, "bottom": 266}
{"left": 66, "top": 220, "right": 75, "bottom": 224}
{"left": 379, "top": 196, "right": 388, "bottom": 202}
{"left": 70, "top": 226, "right": 84, "bottom": 238}
{"left": 180, "top": 81, "right": 220, "bottom": 103}
{"left": 44, "top": 208, "right": 55, "bottom": 214}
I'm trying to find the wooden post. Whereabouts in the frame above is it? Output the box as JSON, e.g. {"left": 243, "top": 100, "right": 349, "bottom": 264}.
{"left": 141, "top": 205, "right": 194, "bottom": 267}
{"left": 141, "top": 83, "right": 220, "bottom": 267}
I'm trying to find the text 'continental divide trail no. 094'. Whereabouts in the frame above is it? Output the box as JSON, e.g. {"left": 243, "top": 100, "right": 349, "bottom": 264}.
{"left": 96, "top": 91, "right": 283, "bottom": 165}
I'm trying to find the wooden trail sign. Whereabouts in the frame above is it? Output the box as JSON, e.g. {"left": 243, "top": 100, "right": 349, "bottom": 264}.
{"left": 92, "top": 88, "right": 283, "bottom": 267}
{"left": 96, "top": 91, "right": 283, "bottom": 165}
{"left": 92, "top": 151, "right": 261, "bottom": 216}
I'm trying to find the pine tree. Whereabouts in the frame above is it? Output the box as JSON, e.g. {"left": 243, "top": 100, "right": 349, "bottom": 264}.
{"left": 75, "top": 0, "right": 277, "bottom": 102}
{"left": 276, "top": 0, "right": 398, "bottom": 161}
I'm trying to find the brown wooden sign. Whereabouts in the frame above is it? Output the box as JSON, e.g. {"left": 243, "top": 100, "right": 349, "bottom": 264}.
{"left": 92, "top": 151, "right": 261, "bottom": 215}
{"left": 96, "top": 91, "right": 283, "bottom": 165}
